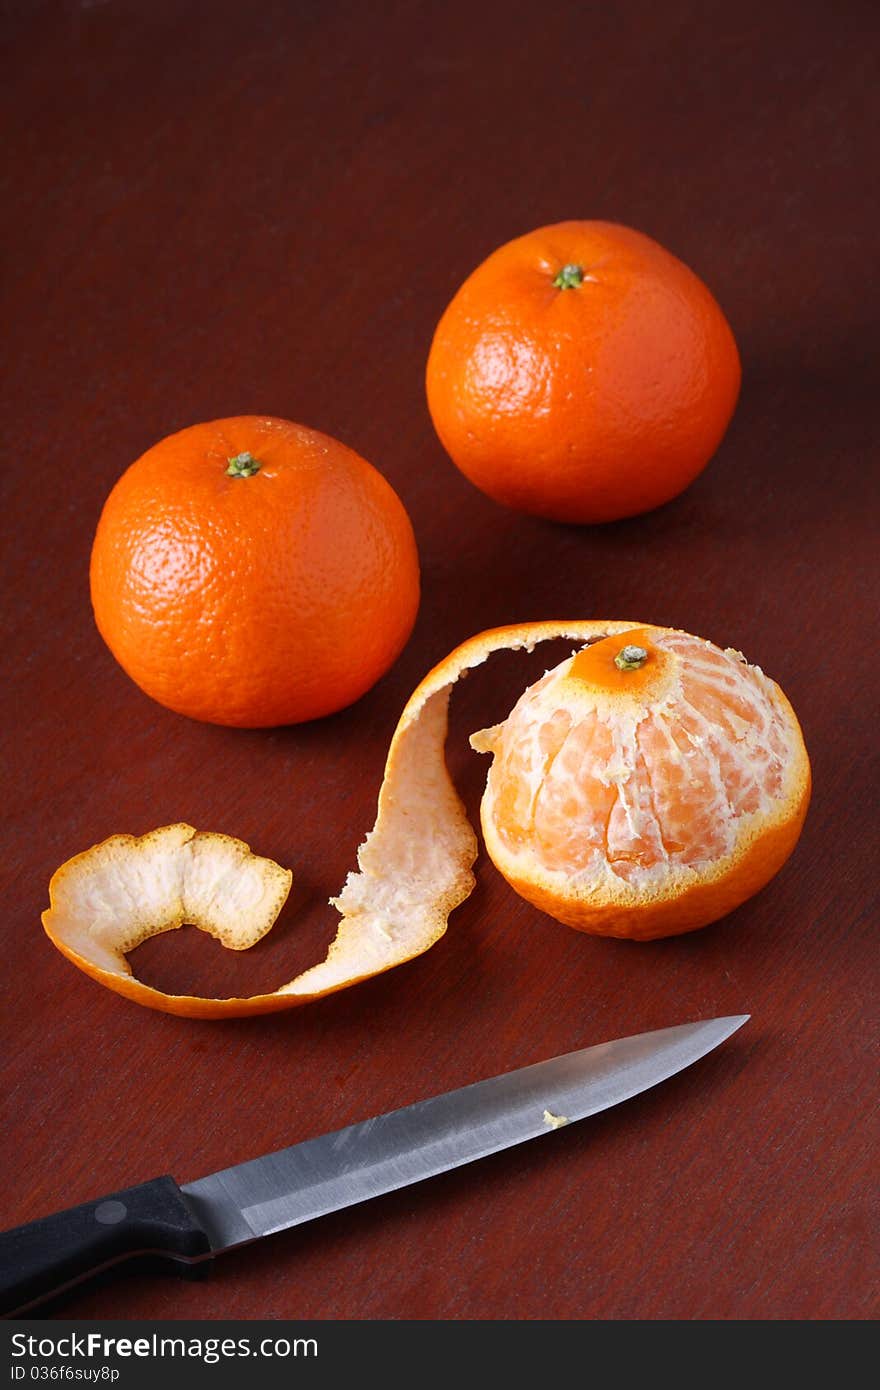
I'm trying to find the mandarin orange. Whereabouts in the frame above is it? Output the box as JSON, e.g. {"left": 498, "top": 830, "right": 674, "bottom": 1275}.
{"left": 90, "top": 416, "right": 420, "bottom": 727}
{"left": 471, "top": 626, "right": 810, "bottom": 939}
{"left": 426, "top": 221, "right": 741, "bottom": 523}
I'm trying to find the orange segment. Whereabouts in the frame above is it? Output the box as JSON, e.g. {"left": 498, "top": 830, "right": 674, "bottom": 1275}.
{"left": 533, "top": 719, "right": 617, "bottom": 873}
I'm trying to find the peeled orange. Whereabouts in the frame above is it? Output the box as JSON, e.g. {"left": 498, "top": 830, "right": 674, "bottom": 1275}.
{"left": 471, "top": 626, "right": 810, "bottom": 939}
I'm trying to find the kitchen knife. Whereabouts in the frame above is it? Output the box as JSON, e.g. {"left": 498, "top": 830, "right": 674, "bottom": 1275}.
{"left": 0, "top": 1015, "right": 747, "bottom": 1316}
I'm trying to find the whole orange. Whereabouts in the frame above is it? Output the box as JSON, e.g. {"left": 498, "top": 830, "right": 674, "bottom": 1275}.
{"left": 90, "top": 417, "right": 420, "bottom": 726}
{"left": 426, "top": 221, "right": 741, "bottom": 523}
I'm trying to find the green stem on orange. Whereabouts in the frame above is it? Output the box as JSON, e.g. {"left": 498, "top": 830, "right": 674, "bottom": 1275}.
{"left": 614, "top": 645, "right": 649, "bottom": 672}
{"left": 552, "top": 263, "right": 584, "bottom": 290}
{"left": 226, "top": 452, "right": 261, "bottom": 478}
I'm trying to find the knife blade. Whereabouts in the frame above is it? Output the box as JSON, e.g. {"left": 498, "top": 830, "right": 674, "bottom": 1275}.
{"left": 0, "top": 1015, "right": 747, "bottom": 1316}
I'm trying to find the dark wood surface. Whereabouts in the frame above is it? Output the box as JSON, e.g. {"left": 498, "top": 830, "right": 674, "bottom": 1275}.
{"left": 1, "top": 0, "right": 877, "bottom": 1321}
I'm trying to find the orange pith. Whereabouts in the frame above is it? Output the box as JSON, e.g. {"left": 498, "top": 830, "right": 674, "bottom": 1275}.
{"left": 473, "top": 625, "right": 810, "bottom": 939}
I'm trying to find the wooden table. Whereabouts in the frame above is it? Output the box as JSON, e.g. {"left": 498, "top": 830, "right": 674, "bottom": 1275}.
{"left": 2, "top": 0, "right": 876, "bottom": 1321}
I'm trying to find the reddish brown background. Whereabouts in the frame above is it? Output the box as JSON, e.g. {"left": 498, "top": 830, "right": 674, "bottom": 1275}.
{"left": 1, "top": 0, "right": 877, "bottom": 1321}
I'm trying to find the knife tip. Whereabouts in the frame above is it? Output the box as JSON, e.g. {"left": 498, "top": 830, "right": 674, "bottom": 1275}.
{"left": 719, "top": 1013, "right": 750, "bottom": 1033}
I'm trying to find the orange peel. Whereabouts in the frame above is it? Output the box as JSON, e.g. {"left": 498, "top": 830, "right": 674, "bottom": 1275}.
{"left": 42, "top": 621, "right": 809, "bottom": 1015}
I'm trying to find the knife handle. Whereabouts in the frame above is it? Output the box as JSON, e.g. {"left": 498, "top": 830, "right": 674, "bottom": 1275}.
{"left": 0, "top": 1176, "right": 212, "bottom": 1318}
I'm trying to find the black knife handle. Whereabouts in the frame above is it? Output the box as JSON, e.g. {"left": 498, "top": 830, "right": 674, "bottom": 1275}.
{"left": 0, "top": 1176, "right": 212, "bottom": 1317}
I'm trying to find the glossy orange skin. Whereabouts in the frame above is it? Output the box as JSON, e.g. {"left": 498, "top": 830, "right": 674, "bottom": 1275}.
{"left": 90, "top": 417, "right": 420, "bottom": 726}
{"left": 426, "top": 221, "right": 741, "bottom": 523}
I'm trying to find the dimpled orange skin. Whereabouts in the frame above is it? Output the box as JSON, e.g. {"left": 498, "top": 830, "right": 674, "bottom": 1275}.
{"left": 426, "top": 221, "right": 742, "bottom": 523}
{"left": 89, "top": 417, "right": 420, "bottom": 727}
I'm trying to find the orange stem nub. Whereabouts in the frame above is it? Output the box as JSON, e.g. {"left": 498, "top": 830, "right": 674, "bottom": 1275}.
{"left": 569, "top": 629, "right": 668, "bottom": 698}
{"left": 615, "top": 644, "right": 649, "bottom": 672}
{"left": 226, "top": 452, "right": 261, "bottom": 478}
{"left": 552, "top": 263, "right": 585, "bottom": 290}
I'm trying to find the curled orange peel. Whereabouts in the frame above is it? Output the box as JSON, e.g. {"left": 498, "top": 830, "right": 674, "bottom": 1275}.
{"left": 43, "top": 621, "right": 632, "bottom": 1017}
